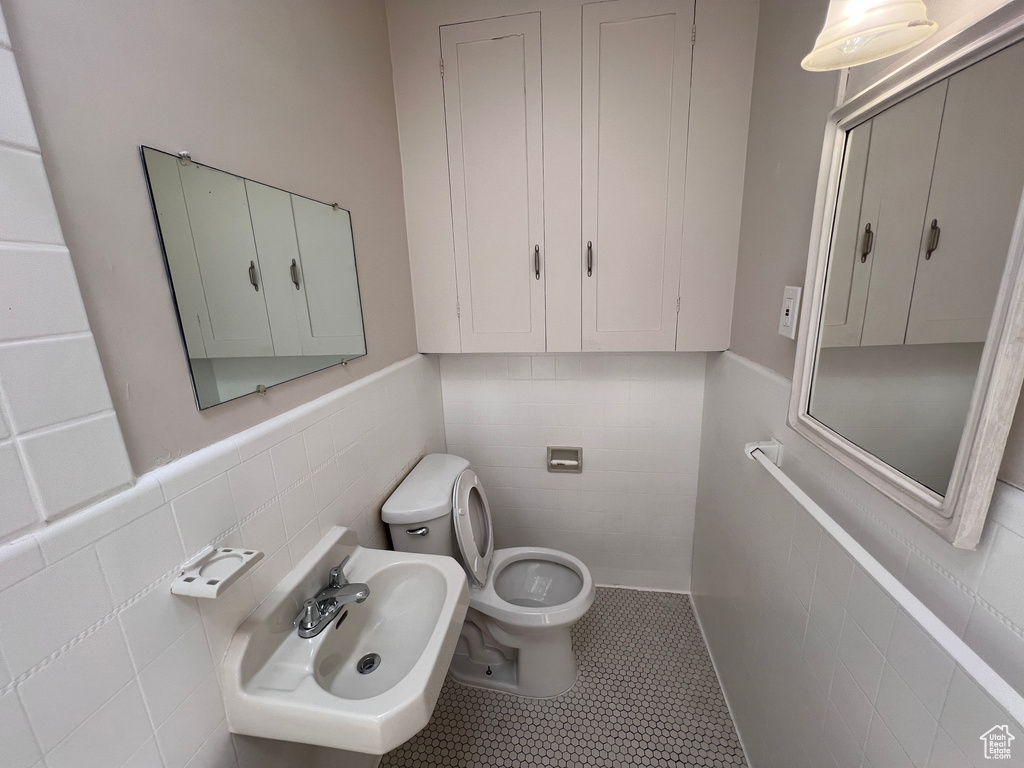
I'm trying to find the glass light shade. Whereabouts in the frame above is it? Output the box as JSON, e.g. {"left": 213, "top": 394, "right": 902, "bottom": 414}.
{"left": 802, "top": 0, "right": 938, "bottom": 71}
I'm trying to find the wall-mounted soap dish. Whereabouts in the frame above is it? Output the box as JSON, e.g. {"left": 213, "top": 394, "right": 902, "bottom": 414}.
{"left": 171, "top": 545, "right": 264, "bottom": 599}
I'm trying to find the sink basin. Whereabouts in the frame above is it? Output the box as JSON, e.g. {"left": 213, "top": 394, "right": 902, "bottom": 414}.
{"left": 221, "top": 526, "right": 468, "bottom": 754}
{"left": 314, "top": 560, "right": 449, "bottom": 700}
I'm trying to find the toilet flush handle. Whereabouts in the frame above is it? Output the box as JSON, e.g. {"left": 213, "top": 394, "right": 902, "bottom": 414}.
{"left": 406, "top": 527, "right": 429, "bottom": 536}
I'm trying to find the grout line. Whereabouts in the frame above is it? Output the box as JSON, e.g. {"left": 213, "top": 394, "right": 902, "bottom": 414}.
{"left": 0, "top": 331, "right": 93, "bottom": 348}
{"left": 42, "top": 677, "right": 143, "bottom": 759}
{"left": 0, "top": 135, "right": 42, "bottom": 155}
{"left": 127, "top": 646, "right": 162, "bottom": 740}
{"left": 13, "top": 408, "right": 119, "bottom": 442}
{"left": 0, "top": 686, "right": 46, "bottom": 765}
{"left": 0, "top": 240, "right": 67, "bottom": 251}
{"left": 829, "top": 466, "right": 1024, "bottom": 644}
{"left": 0, "top": 140, "right": 44, "bottom": 159}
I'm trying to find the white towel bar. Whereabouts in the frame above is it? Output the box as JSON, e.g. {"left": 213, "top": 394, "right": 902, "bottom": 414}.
{"left": 745, "top": 440, "right": 1024, "bottom": 726}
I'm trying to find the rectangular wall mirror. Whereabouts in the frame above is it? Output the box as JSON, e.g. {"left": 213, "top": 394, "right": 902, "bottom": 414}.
{"left": 141, "top": 147, "right": 367, "bottom": 409}
{"left": 792, "top": 23, "right": 1024, "bottom": 548}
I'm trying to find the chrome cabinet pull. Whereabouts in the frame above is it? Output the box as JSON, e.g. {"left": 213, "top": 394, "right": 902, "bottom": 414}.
{"left": 534, "top": 245, "right": 541, "bottom": 280}
{"left": 925, "top": 219, "right": 941, "bottom": 259}
{"left": 406, "top": 527, "right": 429, "bottom": 536}
{"left": 587, "top": 241, "right": 593, "bottom": 277}
{"left": 290, "top": 258, "right": 300, "bottom": 290}
{"left": 248, "top": 260, "right": 259, "bottom": 291}
{"left": 860, "top": 223, "right": 874, "bottom": 263}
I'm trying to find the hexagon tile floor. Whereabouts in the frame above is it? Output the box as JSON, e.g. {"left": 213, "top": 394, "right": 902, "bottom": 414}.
{"left": 380, "top": 587, "right": 747, "bottom": 767}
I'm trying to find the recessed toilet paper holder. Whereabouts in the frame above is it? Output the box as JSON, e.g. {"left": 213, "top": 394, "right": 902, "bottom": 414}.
{"left": 547, "top": 446, "right": 582, "bottom": 473}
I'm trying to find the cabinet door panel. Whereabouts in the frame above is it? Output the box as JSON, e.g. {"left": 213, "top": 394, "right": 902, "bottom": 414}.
{"left": 441, "top": 14, "right": 545, "bottom": 353}
{"left": 244, "top": 180, "right": 303, "bottom": 357}
{"left": 905, "top": 41, "right": 1024, "bottom": 345}
{"left": 291, "top": 195, "right": 367, "bottom": 357}
{"left": 179, "top": 162, "right": 274, "bottom": 357}
{"left": 582, "top": 0, "right": 693, "bottom": 351}
{"left": 821, "top": 120, "right": 873, "bottom": 348}
{"left": 857, "top": 80, "right": 946, "bottom": 346}
{"left": 143, "top": 149, "right": 208, "bottom": 359}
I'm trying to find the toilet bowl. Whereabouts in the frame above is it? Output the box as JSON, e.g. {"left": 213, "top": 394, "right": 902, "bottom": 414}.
{"left": 383, "top": 454, "right": 595, "bottom": 698}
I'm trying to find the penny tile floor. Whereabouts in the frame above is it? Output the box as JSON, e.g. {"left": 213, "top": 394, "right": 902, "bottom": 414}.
{"left": 381, "top": 587, "right": 747, "bottom": 767}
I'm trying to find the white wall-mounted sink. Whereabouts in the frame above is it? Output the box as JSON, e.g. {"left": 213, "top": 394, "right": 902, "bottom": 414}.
{"left": 222, "top": 526, "right": 468, "bottom": 754}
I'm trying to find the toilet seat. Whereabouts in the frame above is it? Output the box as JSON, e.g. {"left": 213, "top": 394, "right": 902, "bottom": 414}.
{"left": 451, "top": 469, "right": 594, "bottom": 630}
{"left": 469, "top": 547, "right": 594, "bottom": 630}
{"left": 452, "top": 469, "right": 494, "bottom": 587}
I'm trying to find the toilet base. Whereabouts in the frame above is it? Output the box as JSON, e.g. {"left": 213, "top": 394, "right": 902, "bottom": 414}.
{"left": 448, "top": 652, "right": 579, "bottom": 699}
{"left": 448, "top": 650, "right": 518, "bottom": 693}
{"left": 447, "top": 614, "right": 580, "bottom": 698}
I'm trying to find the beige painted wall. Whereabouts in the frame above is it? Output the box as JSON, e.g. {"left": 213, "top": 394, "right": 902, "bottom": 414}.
{"left": 1, "top": 0, "right": 418, "bottom": 474}
{"left": 727, "top": 0, "right": 838, "bottom": 376}
{"left": 729, "top": 0, "right": 1024, "bottom": 488}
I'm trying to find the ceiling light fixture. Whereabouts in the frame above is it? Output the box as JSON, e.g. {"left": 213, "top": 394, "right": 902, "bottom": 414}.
{"left": 802, "top": 0, "right": 938, "bottom": 71}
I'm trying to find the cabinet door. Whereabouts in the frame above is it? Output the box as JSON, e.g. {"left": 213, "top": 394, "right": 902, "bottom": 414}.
{"left": 856, "top": 80, "right": 946, "bottom": 346}
{"left": 905, "top": 41, "right": 1024, "bottom": 345}
{"left": 821, "top": 120, "right": 873, "bottom": 348}
{"left": 178, "top": 162, "right": 275, "bottom": 357}
{"left": 143, "top": 148, "right": 209, "bottom": 359}
{"left": 441, "top": 14, "right": 546, "bottom": 353}
{"left": 581, "top": 0, "right": 694, "bottom": 351}
{"left": 290, "top": 195, "right": 367, "bottom": 357}
{"left": 244, "top": 180, "right": 303, "bottom": 356}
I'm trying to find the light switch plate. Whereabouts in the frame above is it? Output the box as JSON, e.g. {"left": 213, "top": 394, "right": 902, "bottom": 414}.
{"left": 778, "top": 285, "right": 802, "bottom": 340}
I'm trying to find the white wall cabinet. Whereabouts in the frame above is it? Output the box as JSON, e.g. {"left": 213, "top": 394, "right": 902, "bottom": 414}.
{"left": 147, "top": 150, "right": 365, "bottom": 361}
{"left": 245, "top": 184, "right": 366, "bottom": 358}
{"left": 821, "top": 82, "right": 945, "bottom": 348}
{"left": 389, "top": 0, "right": 757, "bottom": 353}
{"left": 822, "top": 40, "right": 1024, "bottom": 349}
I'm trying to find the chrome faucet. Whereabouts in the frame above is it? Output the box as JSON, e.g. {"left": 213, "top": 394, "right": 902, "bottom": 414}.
{"left": 295, "top": 556, "right": 370, "bottom": 638}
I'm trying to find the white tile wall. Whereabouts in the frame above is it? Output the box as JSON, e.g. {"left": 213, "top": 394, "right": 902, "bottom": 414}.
{"left": 693, "top": 351, "right": 1024, "bottom": 768}
{"left": 0, "top": 147, "right": 63, "bottom": 244}
{"left": 0, "top": 334, "right": 113, "bottom": 432}
{"left": 0, "top": 353, "right": 444, "bottom": 768}
{"left": 0, "top": 442, "right": 36, "bottom": 533}
{"left": 439, "top": 353, "right": 705, "bottom": 592}
{"left": 0, "top": 15, "right": 131, "bottom": 537}
{"left": 19, "top": 412, "right": 133, "bottom": 519}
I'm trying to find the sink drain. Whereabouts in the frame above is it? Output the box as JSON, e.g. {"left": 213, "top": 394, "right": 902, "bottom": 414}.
{"left": 356, "top": 653, "right": 381, "bottom": 674}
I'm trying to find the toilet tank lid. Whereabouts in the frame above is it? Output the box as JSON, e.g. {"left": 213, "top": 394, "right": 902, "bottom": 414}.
{"left": 382, "top": 454, "right": 471, "bottom": 524}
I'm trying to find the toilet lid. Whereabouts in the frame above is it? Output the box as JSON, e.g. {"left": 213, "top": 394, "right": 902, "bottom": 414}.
{"left": 452, "top": 469, "right": 494, "bottom": 587}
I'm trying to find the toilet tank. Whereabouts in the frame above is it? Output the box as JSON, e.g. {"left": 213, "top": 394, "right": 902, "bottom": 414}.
{"left": 382, "top": 454, "right": 470, "bottom": 557}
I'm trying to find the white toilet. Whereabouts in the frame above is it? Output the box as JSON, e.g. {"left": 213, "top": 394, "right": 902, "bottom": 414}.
{"left": 383, "top": 454, "right": 595, "bottom": 698}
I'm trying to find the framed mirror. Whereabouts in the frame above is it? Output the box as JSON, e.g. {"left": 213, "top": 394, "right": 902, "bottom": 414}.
{"left": 141, "top": 147, "right": 367, "bottom": 409}
{"left": 791, "top": 7, "right": 1024, "bottom": 548}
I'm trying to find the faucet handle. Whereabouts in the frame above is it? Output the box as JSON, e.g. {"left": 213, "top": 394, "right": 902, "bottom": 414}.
{"left": 328, "top": 556, "right": 351, "bottom": 590}
{"left": 297, "top": 598, "right": 323, "bottom": 631}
